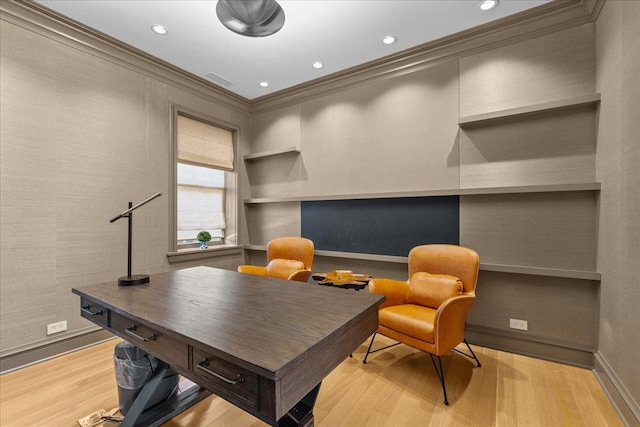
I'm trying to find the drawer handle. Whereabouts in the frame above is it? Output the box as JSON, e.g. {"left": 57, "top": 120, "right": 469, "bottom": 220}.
{"left": 197, "top": 359, "right": 244, "bottom": 385}
{"left": 81, "top": 305, "right": 104, "bottom": 316}
{"left": 125, "top": 325, "right": 157, "bottom": 342}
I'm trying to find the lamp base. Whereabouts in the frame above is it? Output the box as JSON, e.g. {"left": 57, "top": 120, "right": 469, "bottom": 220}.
{"left": 118, "top": 274, "right": 150, "bottom": 286}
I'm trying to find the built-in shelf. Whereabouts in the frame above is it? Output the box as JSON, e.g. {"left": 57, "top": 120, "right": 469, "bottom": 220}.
{"left": 243, "top": 146, "right": 300, "bottom": 161}
{"left": 243, "top": 94, "right": 603, "bottom": 281}
{"left": 242, "top": 246, "right": 601, "bottom": 281}
{"left": 479, "top": 263, "right": 600, "bottom": 281}
{"left": 458, "top": 93, "right": 601, "bottom": 127}
{"left": 243, "top": 182, "right": 601, "bottom": 204}
{"left": 243, "top": 245, "right": 407, "bottom": 264}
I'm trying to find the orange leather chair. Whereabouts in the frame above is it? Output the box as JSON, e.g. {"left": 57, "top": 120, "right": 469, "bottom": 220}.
{"left": 238, "top": 237, "right": 314, "bottom": 282}
{"left": 363, "top": 244, "right": 481, "bottom": 405}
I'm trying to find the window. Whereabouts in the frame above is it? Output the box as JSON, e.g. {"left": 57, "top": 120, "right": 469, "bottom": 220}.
{"left": 176, "top": 163, "right": 226, "bottom": 245}
{"left": 171, "top": 110, "right": 237, "bottom": 251}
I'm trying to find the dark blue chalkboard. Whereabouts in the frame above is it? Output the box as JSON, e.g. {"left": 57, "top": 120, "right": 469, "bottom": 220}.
{"left": 301, "top": 196, "right": 459, "bottom": 257}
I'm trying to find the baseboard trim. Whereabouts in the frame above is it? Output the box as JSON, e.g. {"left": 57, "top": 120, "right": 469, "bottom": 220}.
{"left": 593, "top": 351, "right": 640, "bottom": 427}
{"left": 0, "top": 329, "right": 116, "bottom": 374}
{"left": 466, "top": 324, "right": 594, "bottom": 368}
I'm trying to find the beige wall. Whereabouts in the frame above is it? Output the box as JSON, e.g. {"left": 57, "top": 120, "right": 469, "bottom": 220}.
{"left": 246, "top": 59, "right": 460, "bottom": 245}
{"left": 0, "top": 16, "right": 249, "bottom": 358}
{"left": 299, "top": 61, "right": 460, "bottom": 197}
{"left": 595, "top": 0, "right": 640, "bottom": 422}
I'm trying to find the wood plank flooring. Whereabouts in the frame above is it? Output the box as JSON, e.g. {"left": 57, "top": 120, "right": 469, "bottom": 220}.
{"left": 0, "top": 336, "right": 623, "bottom": 426}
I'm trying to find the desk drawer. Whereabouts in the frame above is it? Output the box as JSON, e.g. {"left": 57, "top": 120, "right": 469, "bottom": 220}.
{"left": 192, "top": 348, "right": 259, "bottom": 409}
{"left": 79, "top": 298, "right": 109, "bottom": 327}
{"left": 111, "top": 312, "right": 188, "bottom": 368}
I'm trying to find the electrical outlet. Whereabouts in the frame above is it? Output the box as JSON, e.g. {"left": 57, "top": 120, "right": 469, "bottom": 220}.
{"left": 47, "top": 320, "right": 67, "bottom": 335}
{"left": 509, "top": 318, "right": 528, "bottom": 331}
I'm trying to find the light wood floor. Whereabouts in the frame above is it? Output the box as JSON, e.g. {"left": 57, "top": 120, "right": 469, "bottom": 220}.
{"left": 0, "top": 336, "right": 623, "bottom": 427}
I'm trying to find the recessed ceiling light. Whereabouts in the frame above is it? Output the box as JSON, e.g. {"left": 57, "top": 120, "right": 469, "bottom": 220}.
{"left": 312, "top": 61, "right": 324, "bottom": 69}
{"left": 259, "top": 81, "right": 269, "bottom": 88}
{"left": 382, "top": 36, "right": 397, "bottom": 45}
{"left": 479, "top": 0, "right": 499, "bottom": 11}
{"left": 151, "top": 24, "right": 168, "bottom": 35}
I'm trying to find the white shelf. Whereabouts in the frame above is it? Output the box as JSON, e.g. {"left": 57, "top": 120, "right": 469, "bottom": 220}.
{"left": 458, "top": 93, "right": 601, "bottom": 127}
{"left": 243, "top": 182, "right": 601, "bottom": 204}
{"left": 243, "top": 146, "right": 300, "bottom": 161}
{"left": 242, "top": 246, "right": 600, "bottom": 280}
{"left": 243, "top": 245, "right": 407, "bottom": 264}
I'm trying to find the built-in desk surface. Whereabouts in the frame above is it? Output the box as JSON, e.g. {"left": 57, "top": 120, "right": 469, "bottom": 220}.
{"left": 73, "top": 266, "right": 384, "bottom": 426}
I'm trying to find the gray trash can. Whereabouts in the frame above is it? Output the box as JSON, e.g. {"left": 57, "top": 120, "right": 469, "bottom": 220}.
{"left": 113, "top": 341, "right": 179, "bottom": 415}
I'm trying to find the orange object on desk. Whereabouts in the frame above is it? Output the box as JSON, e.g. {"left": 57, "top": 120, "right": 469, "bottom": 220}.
{"left": 313, "top": 270, "right": 371, "bottom": 287}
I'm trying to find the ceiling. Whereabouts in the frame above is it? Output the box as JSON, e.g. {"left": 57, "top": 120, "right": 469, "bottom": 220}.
{"left": 36, "top": 0, "right": 551, "bottom": 101}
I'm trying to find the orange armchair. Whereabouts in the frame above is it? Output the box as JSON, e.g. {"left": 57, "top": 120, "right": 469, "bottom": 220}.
{"left": 238, "top": 237, "right": 314, "bottom": 282}
{"left": 363, "top": 244, "right": 481, "bottom": 405}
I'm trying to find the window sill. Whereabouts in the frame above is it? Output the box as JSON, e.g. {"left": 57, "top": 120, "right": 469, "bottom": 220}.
{"left": 167, "top": 245, "right": 242, "bottom": 263}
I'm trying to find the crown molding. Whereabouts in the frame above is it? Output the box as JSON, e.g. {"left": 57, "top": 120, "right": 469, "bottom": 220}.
{"left": 250, "top": 0, "right": 594, "bottom": 114}
{"left": 1, "top": 0, "right": 252, "bottom": 115}
{"left": 585, "top": 0, "right": 607, "bottom": 21}
{"left": 2, "top": 0, "right": 595, "bottom": 117}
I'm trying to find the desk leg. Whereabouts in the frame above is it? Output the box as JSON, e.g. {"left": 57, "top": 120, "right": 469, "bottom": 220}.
{"left": 277, "top": 383, "right": 321, "bottom": 427}
{"left": 120, "top": 366, "right": 211, "bottom": 427}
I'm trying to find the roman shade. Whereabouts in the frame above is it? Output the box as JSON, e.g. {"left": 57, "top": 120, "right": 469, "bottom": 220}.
{"left": 177, "top": 114, "right": 234, "bottom": 170}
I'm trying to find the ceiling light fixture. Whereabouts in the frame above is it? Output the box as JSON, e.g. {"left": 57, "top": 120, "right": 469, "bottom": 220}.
{"left": 312, "top": 62, "right": 324, "bottom": 69}
{"left": 151, "top": 25, "right": 168, "bottom": 35}
{"left": 216, "top": 0, "right": 285, "bottom": 37}
{"left": 479, "top": 0, "right": 499, "bottom": 11}
{"left": 382, "top": 36, "right": 397, "bottom": 45}
{"left": 259, "top": 81, "right": 269, "bottom": 87}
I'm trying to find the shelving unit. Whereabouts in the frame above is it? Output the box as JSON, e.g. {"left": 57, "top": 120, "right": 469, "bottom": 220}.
{"left": 458, "top": 93, "right": 601, "bottom": 127}
{"left": 243, "top": 94, "right": 602, "bottom": 284}
{"left": 456, "top": 92, "right": 601, "bottom": 283}
{"left": 243, "top": 146, "right": 300, "bottom": 161}
{"left": 243, "top": 182, "right": 600, "bottom": 204}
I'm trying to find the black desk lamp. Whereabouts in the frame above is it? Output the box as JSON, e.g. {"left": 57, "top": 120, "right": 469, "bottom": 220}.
{"left": 109, "top": 192, "right": 162, "bottom": 286}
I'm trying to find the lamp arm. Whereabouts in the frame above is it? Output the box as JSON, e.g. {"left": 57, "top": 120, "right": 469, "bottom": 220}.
{"left": 109, "top": 192, "right": 162, "bottom": 223}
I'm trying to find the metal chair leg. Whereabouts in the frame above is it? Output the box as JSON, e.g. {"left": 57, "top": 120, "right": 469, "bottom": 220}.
{"left": 362, "top": 333, "right": 377, "bottom": 364}
{"left": 464, "top": 339, "right": 481, "bottom": 368}
{"left": 429, "top": 354, "right": 449, "bottom": 406}
{"left": 452, "top": 338, "right": 482, "bottom": 368}
{"left": 364, "top": 335, "right": 477, "bottom": 406}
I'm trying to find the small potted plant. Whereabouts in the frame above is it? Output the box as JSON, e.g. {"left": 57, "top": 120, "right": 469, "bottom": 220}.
{"left": 196, "top": 231, "right": 211, "bottom": 249}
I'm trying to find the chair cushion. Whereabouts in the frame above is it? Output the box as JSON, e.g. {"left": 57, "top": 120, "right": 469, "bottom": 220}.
{"left": 379, "top": 304, "right": 437, "bottom": 343}
{"left": 406, "top": 272, "right": 463, "bottom": 309}
{"left": 266, "top": 258, "right": 305, "bottom": 280}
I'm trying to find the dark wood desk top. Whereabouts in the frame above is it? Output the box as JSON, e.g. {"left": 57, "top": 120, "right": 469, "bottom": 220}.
{"left": 73, "top": 266, "right": 384, "bottom": 422}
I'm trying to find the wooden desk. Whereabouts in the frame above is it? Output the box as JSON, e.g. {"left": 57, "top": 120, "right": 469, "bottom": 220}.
{"left": 72, "top": 266, "right": 384, "bottom": 426}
